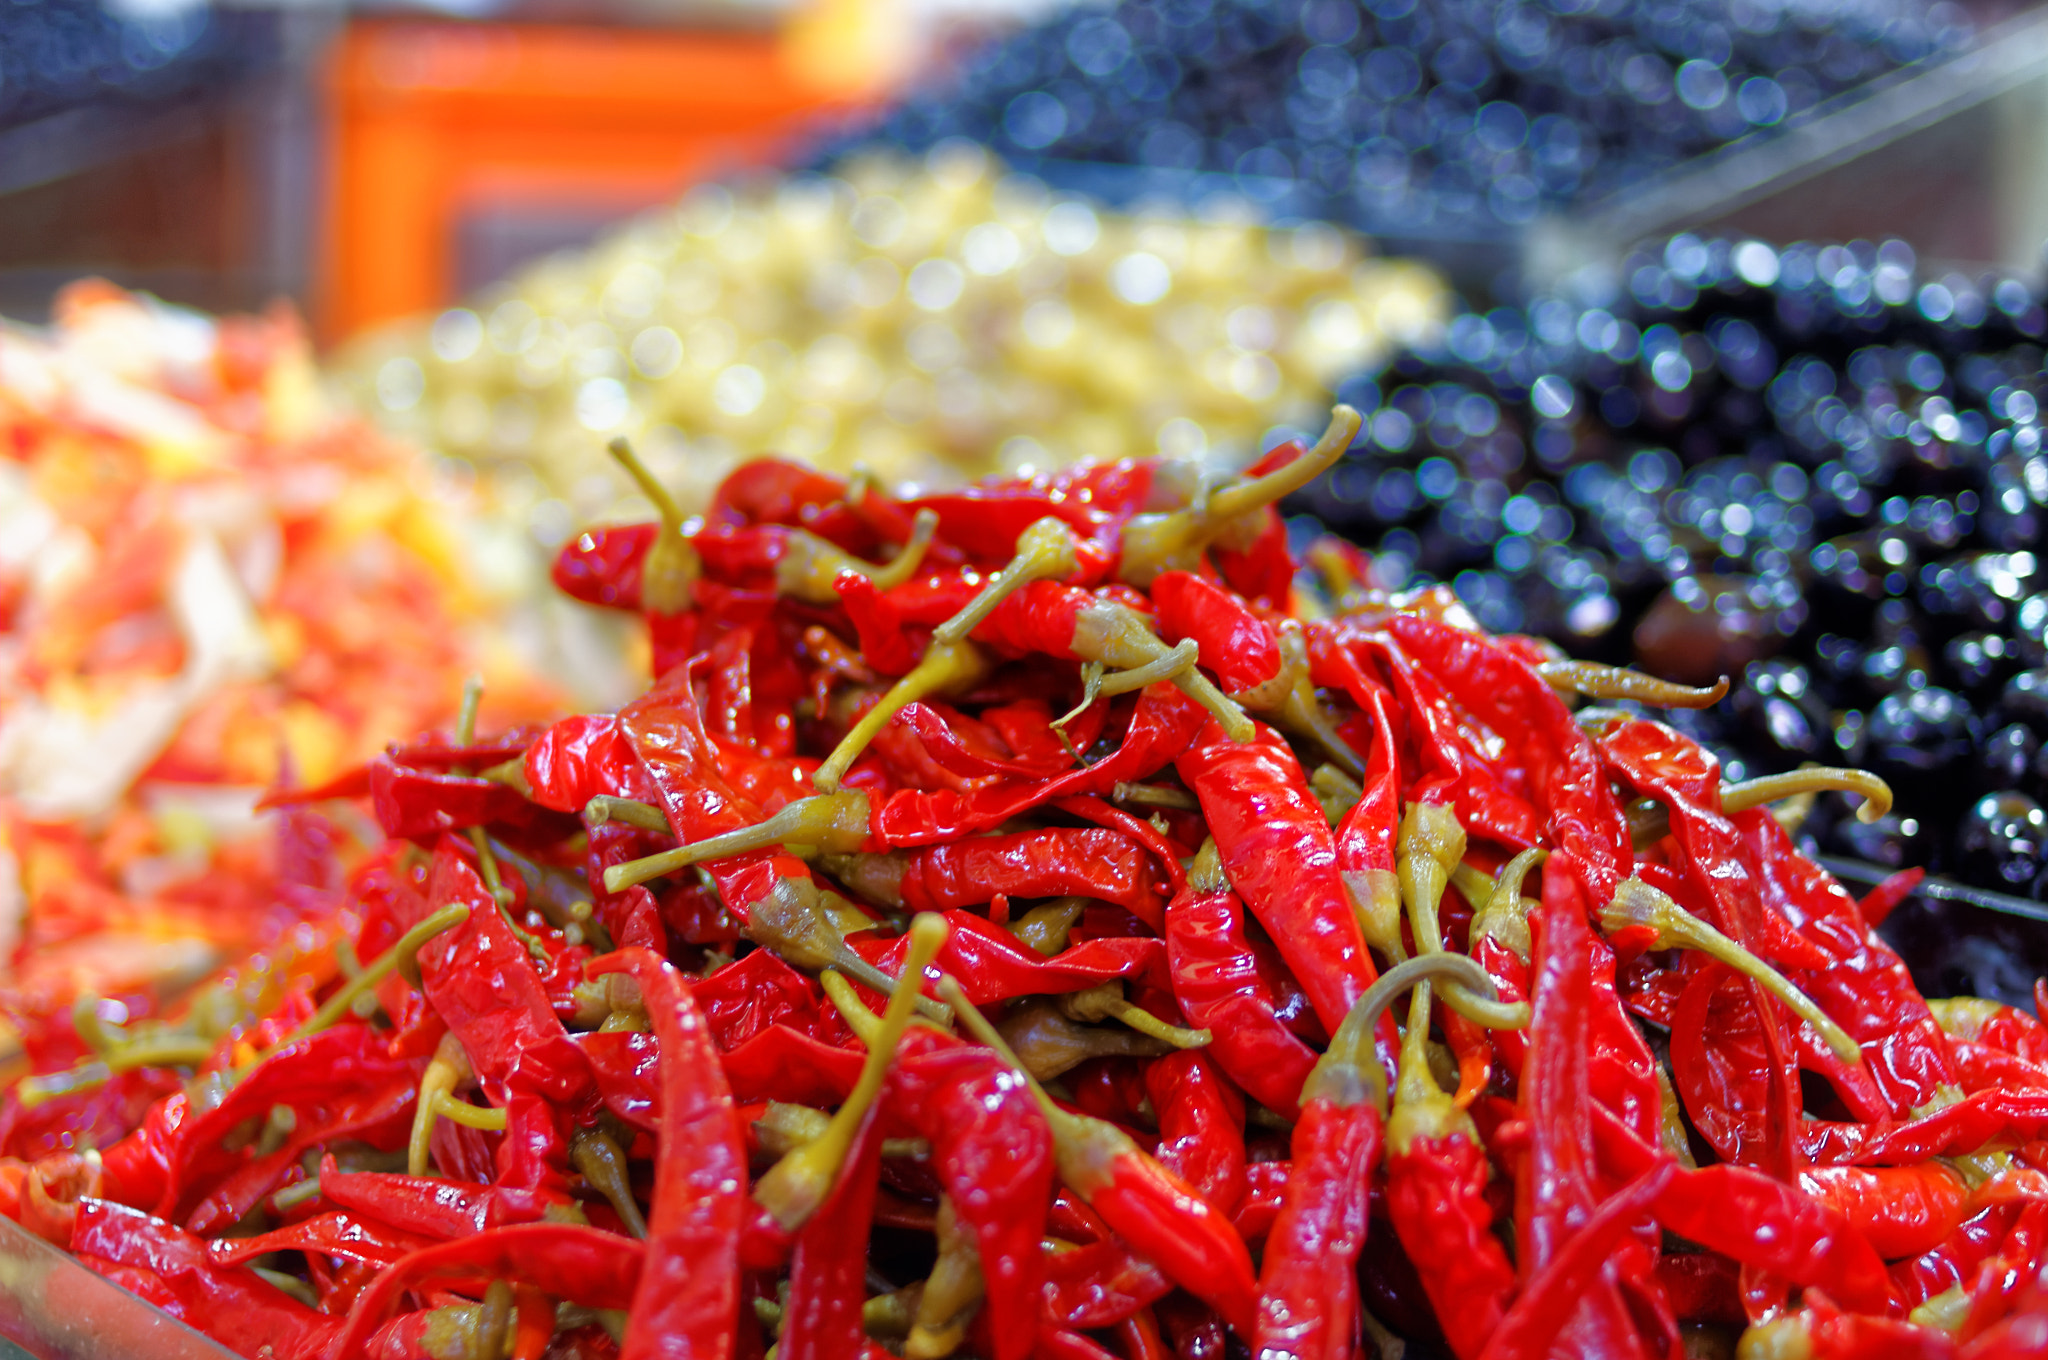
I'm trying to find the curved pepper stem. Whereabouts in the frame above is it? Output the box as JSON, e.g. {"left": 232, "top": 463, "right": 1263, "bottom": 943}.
{"left": 931, "top": 516, "right": 1083, "bottom": 647}
{"left": 1057, "top": 981, "right": 1213, "bottom": 1050}
{"left": 1071, "top": 598, "right": 1255, "bottom": 743}
{"left": 750, "top": 876, "right": 952, "bottom": 1026}
{"left": 1397, "top": 805, "right": 1531, "bottom": 1032}
{"left": 1303, "top": 952, "right": 1502, "bottom": 1114}
{"left": 581, "top": 795, "right": 670, "bottom": 833}
{"left": 1721, "top": 766, "right": 1892, "bottom": 824}
{"left": 283, "top": 901, "right": 472, "bottom": 1048}
{"left": 607, "top": 437, "right": 699, "bottom": 615}
{"left": 905, "top": 1196, "right": 984, "bottom": 1360}
{"left": 754, "top": 913, "right": 949, "bottom": 1231}
{"left": 775, "top": 508, "right": 940, "bottom": 604}
{"left": 1463, "top": 847, "right": 1546, "bottom": 963}
{"left": 1601, "top": 878, "right": 1863, "bottom": 1065}
{"left": 409, "top": 1030, "right": 470, "bottom": 1176}
{"left": 1386, "top": 975, "right": 1478, "bottom": 1156}
{"left": 813, "top": 640, "right": 992, "bottom": 793}
{"left": 1536, "top": 661, "right": 1730, "bottom": 709}
{"left": 602, "top": 790, "right": 872, "bottom": 892}
{"left": 1116, "top": 404, "right": 1361, "bottom": 587}
{"left": 996, "top": 998, "right": 1177, "bottom": 1080}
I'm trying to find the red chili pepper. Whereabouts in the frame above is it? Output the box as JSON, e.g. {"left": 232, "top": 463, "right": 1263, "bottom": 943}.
{"left": 1161, "top": 859, "right": 1319, "bottom": 1121}
{"left": 943, "top": 977, "right": 1260, "bottom": 1339}
{"left": 1383, "top": 991, "right": 1517, "bottom": 1360}
{"left": 208, "top": 1209, "right": 438, "bottom": 1272}
{"left": 73, "top": 1198, "right": 343, "bottom": 1359}
{"left": 878, "top": 827, "right": 1165, "bottom": 925}
{"left": 1175, "top": 719, "right": 1377, "bottom": 1037}
{"left": 1478, "top": 1162, "right": 1674, "bottom": 1360}
{"left": 1039, "top": 1235, "right": 1174, "bottom": 1330}
{"left": 1251, "top": 979, "right": 1384, "bottom": 1360}
{"left": 330, "top": 1222, "right": 645, "bottom": 1355}
{"left": 892, "top": 1041, "right": 1054, "bottom": 1360}
{"left": 1590, "top": 1102, "right": 1895, "bottom": 1316}
{"left": 553, "top": 522, "right": 659, "bottom": 610}
{"left": 1054, "top": 795, "right": 1190, "bottom": 900}
{"left": 777, "top": 1103, "right": 883, "bottom": 1360}
{"left": 1383, "top": 615, "right": 1632, "bottom": 897}
{"left": 1143, "top": 1052, "right": 1246, "bottom": 1215}
{"left": 868, "top": 686, "right": 1210, "bottom": 847}
{"left": 587, "top": 947, "right": 746, "bottom": 1359}
{"left": 858, "top": 910, "right": 1164, "bottom": 1012}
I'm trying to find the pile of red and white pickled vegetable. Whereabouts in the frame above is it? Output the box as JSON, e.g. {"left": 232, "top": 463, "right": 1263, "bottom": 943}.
{"left": 6, "top": 404, "right": 2048, "bottom": 1360}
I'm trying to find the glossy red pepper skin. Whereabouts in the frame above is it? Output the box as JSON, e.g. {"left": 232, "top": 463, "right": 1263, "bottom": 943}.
{"left": 1143, "top": 1052, "right": 1247, "bottom": 1215}
{"left": 868, "top": 687, "right": 1207, "bottom": 848}
{"left": 330, "top": 1222, "right": 645, "bottom": 1356}
{"left": 1481, "top": 1163, "right": 1675, "bottom": 1360}
{"left": 1386, "top": 615, "right": 1632, "bottom": 896}
{"left": 1591, "top": 1103, "right": 1895, "bottom": 1314}
{"left": 859, "top": 911, "right": 1165, "bottom": 1010}
{"left": 892, "top": 1040, "right": 1054, "bottom": 1360}
{"left": 1387, "top": 1132, "right": 1517, "bottom": 1360}
{"left": 1151, "top": 571, "right": 1281, "bottom": 693}
{"left": 1039, "top": 1236, "right": 1174, "bottom": 1330}
{"left": 1253, "top": 1092, "right": 1380, "bottom": 1360}
{"left": 552, "top": 523, "right": 657, "bottom": 610}
{"left": 778, "top": 1105, "right": 883, "bottom": 1360}
{"left": 1176, "top": 719, "right": 1378, "bottom": 1037}
{"left": 620, "top": 657, "right": 812, "bottom": 919}
{"left": 417, "top": 844, "right": 591, "bottom": 1199}
{"left": 208, "top": 1210, "right": 437, "bottom": 1272}
{"left": 588, "top": 947, "right": 746, "bottom": 1360}
{"left": 892, "top": 827, "right": 1164, "bottom": 923}
{"left": 1161, "top": 879, "right": 1319, "bottom": 1121}
{"left": 1741, "top": 810, "right": 1962, "bottom": 1107}
{"left": 1085, "top": 1150, "right": 1260, "bottom": 1339}
{"left": 524, "top": 713, "right": 661, "bottom": 813}
{"left": 73, "top": 1198, "right": 343, "bottom": 1360}
{"left": 152, "top": 1023, "right": 421, "bottom": 1230}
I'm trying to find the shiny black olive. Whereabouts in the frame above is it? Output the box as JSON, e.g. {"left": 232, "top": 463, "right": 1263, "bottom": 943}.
{"left": 1957, "top": 791, "right": 2048, "bottom": 891}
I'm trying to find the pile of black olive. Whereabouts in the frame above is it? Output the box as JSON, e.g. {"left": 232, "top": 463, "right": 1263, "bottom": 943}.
{"left": 1291, "top": 234, "right": 2048, "bottom": 996}
{"left": 815, "top": 0, "right": 1969, "bottom": 239}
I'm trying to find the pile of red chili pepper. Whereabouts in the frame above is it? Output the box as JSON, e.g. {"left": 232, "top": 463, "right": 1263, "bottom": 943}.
{"left": 9, "top": 403, "right": 2048, "bottom": 1360}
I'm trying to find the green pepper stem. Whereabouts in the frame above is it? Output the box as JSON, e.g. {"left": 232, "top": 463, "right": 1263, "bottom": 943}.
{"left": 571, "top": 1127, "right": 649, "bottom": 1239}
{"left": 1601, "top": 878, "right": 1862, "bottom": 1064}
{"left": 1116, "top": 405, "right": 1361, "bottom": 587}
{"left": 455, "top": 674, "right": 483, "bottom": 749}
{"left": 1095, "top": 638, "right": 1199, "bottom": 698}
{"left": 408, "top": 1029, "right": 473, "bottom": 1177}
{"left": 284, "top": 903, "right": 472, "bottom": 1048}
{"left": 1113, "top": 782, "right": 1199, "bottom": 812}
{"left": 1056, "top": 983, "right": 1212, "bottom": 1048}
{"left": 755, "top": 914, "right": 950, "bottom": 1230}
{"left": 1071, "top": 600, "right": 1254, "bottom": 742}
{"left": 813, "top": 642, "right": 990, "bottom": 793}
{"left": 906, "top": 1196, "right": 983, "bottom": 1360}
{"left": 1721, "top": 767, "right": 1892, "bottom": 824}
{"left": 1466, "top": 848, "right": 1545, "bottom": 964}
{"left": 1536, "top": 661, "right": 1729, "bottom": 709}
{"left": 603, "top": 791, "right": 872, "bottom": 892}
{"left": 775, "top": 509, "right": 940, "bottom": 604}
{"left": 609, "top": 437, "right": 699, "bottom": 616}
{"left": 931, "top": 517, "right": 1083, "bottom": 646}
{"left": 747, "top": 876, "right": 951, "bottom": 1025}
{"left": 1301, "top": 952, "right": 1501, "bottom": 1111}
{"left": 1396, "top": 804, "right": 1527, "bottom": 1029}
{"left": 582, "top": 796, "right": 670, "bottom": 832}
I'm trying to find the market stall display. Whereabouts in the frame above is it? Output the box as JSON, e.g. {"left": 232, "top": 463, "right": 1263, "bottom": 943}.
{"left": 1291, "top": 234, "right": 2048, "bottom": 990}
{"left": 0, "top": 282, "right": 559, "bottom": 1092}
{"left": 338, "top": 146, "right": 1447, "bottom": 527}
{"left": 3, "top": 416, "right": 2045, "bottom": 1358}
